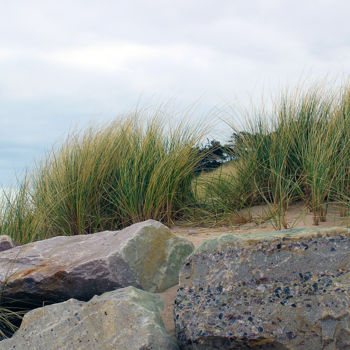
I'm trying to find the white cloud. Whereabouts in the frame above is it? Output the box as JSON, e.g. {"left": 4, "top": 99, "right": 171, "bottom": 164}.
{"left": 44, "top": 43, "right": 156, "bottom": 73}
{"left": 1, "top": 0, "right": 350, "bottom": 186}
{"left": 0, "top": 48, "right": 13, "bottom": 61}
{"left": 42, "top": 42, "right": 218, "bottom": 73}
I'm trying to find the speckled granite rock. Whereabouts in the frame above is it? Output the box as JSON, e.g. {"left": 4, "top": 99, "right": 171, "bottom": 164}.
{"left": 0, "top": 286, "right": 179, "bottom": 350}
{"left": 0, "top": 235, "right": 17, "bottom": 252}
{"left": 175, "top": 227, "right": 350, "bottom": 349}
{"left": 0, "top": 220, "right": 193, "bottom": 308}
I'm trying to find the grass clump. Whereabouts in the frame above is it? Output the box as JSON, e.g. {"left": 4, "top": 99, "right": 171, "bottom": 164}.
{"left": 0, "top": 113, "right": 203, "bottom": 243}
{"left": 197, "top": 82, "right": 350, "bottom": 228}
{"left": 1, "top": 81, "right": 349, "bottom": 239}
{"left": 0, "top": 306, "right": 21, "bottom": 340}
{"left": 0, "top": 181, "right": 39, "bottom": 244}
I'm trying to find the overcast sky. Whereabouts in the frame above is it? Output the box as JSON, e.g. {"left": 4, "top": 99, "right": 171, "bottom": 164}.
{"left": 1, "top": 0, "right": 350, "bottom": 187}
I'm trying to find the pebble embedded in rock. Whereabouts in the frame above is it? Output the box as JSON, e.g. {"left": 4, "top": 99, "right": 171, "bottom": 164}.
{"left": 175, "top": 227, "right": 350, "bottom": 349}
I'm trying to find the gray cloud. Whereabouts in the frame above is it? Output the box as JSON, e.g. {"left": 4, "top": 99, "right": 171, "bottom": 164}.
{"left": 1, "top": 0, "right": 350, "bottom": 186}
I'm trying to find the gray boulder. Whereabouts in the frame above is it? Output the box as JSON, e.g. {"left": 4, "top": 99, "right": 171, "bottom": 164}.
{"left": 0, "top": 286, "right": 179, "bottom": 350}
{"left": 175, "top": 227, "right": 350, "bottom": 349}
{"left": 0, "top": 235, "right": 17, "bottom": 252}
{"left": 0, "top": 220, "right": 193, "bottom": 307}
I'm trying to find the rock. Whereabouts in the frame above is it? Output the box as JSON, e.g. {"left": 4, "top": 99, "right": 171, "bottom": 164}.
{"left": 0, "top": 286, "right": 179, "bottom": 350}
{"left": 0, "top": 235, "right": 17, "bottom": 252}
{"left": 0, "top": 220, "right": 193, "bottom": 308}
{"left": 174, "top": 227, "right": 350, "bottom": 349}
{"left": 188, "top": 230, "right": 198, "bottom": 235}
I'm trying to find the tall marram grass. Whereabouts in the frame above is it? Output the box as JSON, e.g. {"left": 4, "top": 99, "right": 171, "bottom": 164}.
{"left": 0, "top": 114, "right": 203, "bottom": 243}
{"left": 0, "top": 181, "right": 39, "bottom": 243}
{"left": 333, "top": 85, "right": 350, "bottom": 216}
{"left": 1, "top": 83, "right": 349, "bottom": 240}
{"left": 0, "top": 305, "right": 22, "bottom": 339}
{"left": 198, "top": 83, "right": 350, "bottom": 228}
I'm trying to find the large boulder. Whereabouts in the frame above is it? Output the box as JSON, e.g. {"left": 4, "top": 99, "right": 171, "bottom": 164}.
{"left": 0, "top": 235, "right": 17, "bottom": 252}
{"left": 175, "top": 227, "right": 350, "bottom": 349}
{"left": 0, "top": 220, "right": 193, "bottom": 307}
{"left": 0, "top": 286, "right": 179, "bottom": 350}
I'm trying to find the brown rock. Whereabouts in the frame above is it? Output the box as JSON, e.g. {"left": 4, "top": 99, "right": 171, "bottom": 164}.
{"left": 0, "top": 220, "right": 193, "bottom": 308}
{"left": 0, "top": 235, "right": 17, "bottom": 252}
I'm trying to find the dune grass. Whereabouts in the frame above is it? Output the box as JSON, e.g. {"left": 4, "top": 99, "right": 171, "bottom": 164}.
{"left": 0, "top": 113, "right": 204, "bottom": 243}
{"left": 0, "top": 82, "right": 349, "bottom": 244}
{"left": 0, "top": 306, "right": 21, "bottom": 340}
{"left": 0, "top": 292, "right": 25, "bottom": 340}
{"left": 0, "top": 180, "right": 39, "bottom": 244}
{"left": 0, "top": 81, "right": 349, "bottom": 339}
{"left": 0, "top": 271, "right": 26, "bottom": 339}
{"left": 195, "top": 83, "right": 350, "bottom": 228}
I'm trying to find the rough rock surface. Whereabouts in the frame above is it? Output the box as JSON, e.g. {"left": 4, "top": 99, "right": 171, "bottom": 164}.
{"left": 175, "top": 227, "right": 350, "bottom": 349}
{"left": 0, "top": 286, "right": 179, "bottom": 350}
{"left": 0, "top": 220, "right": 193, "bottom": 307}
{"left": 0, "top": 235, "right": 17, "bottom": 252}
